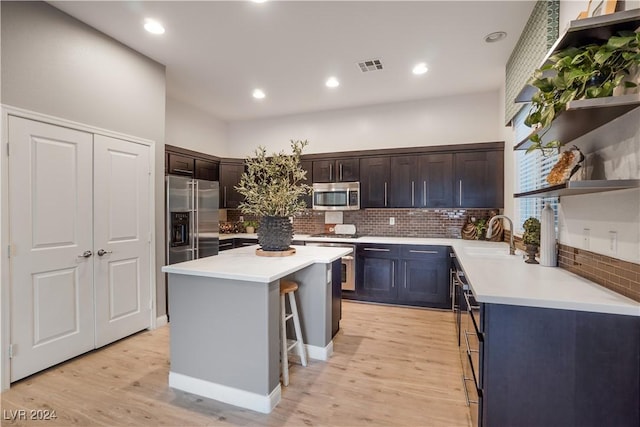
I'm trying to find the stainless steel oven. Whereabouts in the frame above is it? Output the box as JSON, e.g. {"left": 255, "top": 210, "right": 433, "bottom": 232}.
{"left": 306, "top": 242, "right": 355, "bottom": 291}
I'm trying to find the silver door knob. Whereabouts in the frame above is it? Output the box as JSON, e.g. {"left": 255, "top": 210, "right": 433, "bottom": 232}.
{"left": 78, "top": 250, "right": 93, "bottom": 258}
{"left": 97, "top": 249, "right": 113, "bottom": 257}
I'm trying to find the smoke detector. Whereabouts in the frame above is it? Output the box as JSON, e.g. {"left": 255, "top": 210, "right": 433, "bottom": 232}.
{"left": 357, "top": 58, "right": 384, "bottom": 73}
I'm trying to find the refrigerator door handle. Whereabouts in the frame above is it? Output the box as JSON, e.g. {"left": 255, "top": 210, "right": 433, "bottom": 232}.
{"left": 195, "top": 180, "right": 199, "bottom": 259}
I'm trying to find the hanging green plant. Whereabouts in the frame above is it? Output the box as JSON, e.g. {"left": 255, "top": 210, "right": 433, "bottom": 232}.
{"left": 524, "top": 31, "right": 640, "bottom": 155}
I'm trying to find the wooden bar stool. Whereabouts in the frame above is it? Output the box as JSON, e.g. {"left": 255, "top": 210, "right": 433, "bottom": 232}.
{"left": 280, "top": 280, "right": 307, "bottom": 386}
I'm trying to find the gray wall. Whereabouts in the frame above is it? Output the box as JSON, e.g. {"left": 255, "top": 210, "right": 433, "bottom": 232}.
{"left": 1, "top": 1, "right": 168, "bottom": 317}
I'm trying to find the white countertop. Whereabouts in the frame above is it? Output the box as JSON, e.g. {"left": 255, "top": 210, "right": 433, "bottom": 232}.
{"left": 162, "top": 244, "right": 352, "bottom": 283}
{"left": 175, "top": 233, "right": 640, "bottom": 316}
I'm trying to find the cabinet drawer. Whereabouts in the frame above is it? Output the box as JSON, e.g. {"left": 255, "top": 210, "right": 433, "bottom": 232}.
{"left": 356, "top": 244, "right": 399, "bottom": 257}
{"left": 464, "top": 291, "right": 483, "bottom": 339}
{"left": 400, "top": 245, "right": 447, "bottom": 259}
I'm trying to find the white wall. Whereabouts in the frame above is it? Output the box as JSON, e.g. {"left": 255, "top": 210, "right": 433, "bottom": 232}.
{"left": 1, "top": 1, "right": 167, "bottom": 330}
{"left": 227, "top": 90, "right": 502, "bottom": 157}
{"left": 166, "top": 96, "right": 228, "bottom": 156}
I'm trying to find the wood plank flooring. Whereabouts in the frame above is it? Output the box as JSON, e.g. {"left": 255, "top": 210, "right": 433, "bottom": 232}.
{"left": 1, "top": 301, "right": 471, "bottom": 426}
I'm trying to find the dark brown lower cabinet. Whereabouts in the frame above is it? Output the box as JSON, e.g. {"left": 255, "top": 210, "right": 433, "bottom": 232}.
{"left": 353, "top": 244, "right": 450, "bottom": 309}
{"left": 462, "top": 298, "right": 640, "bottom": 427}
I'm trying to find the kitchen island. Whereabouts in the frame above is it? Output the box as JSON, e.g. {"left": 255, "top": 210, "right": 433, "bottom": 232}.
{"left": 161, "top": 244, "right": 351, "bottom": 414}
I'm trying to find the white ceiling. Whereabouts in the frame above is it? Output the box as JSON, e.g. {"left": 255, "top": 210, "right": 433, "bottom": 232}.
{"left": 49, "top": 1, "right": 536, "bottom": 122}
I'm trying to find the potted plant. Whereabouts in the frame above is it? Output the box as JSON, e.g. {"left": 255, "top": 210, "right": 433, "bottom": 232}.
{"left": 522, "top": 217, "right": 541, "bottom": 264}
{"left": 474, "top": 218, "right": 488, "bottom": 240}
{"left": 525, "top": 31, "right": 640, "bottom": 155}
{"left": 243, "top": 220, "right": 259, "bottom": 234}
{"left": 235, "top": 140, "right": 312, "bottom": 254}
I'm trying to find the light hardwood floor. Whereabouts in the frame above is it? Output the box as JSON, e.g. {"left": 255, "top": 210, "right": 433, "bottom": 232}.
{"left": 1, "top": 301, "right": 471, "bottom": 426}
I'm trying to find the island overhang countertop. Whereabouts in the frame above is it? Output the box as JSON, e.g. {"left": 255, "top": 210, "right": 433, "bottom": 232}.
{"left": 161, "top": 245, "right": 352, "bottom": 282}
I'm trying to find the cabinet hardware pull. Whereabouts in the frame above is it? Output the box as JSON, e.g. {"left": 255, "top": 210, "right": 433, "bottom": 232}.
{"left": 173, "top": 168, "right": 193, "bottom": 174}
{"left": 364, "top": 247, "right": 390, "bottom": 252}
{"left": 459, "top": 180, "right": 463, "bottom": 206}
{"left": 409, "top": 250, "right": 438, "bottom": 254}
{"left": 464, "top": 330, "right": 479, "bottom": 354}
{"left": 339, "top": 163, "right": 343, "bottom": 181}
{"left": 411, "top": 181, "right": 415, "bottom": 206}
{"left": 462, "top": 376, "right": 479, "bottom": 405}
{"left": 423, "top": 181, "right": 427, "bottom": 206}
{"left": 224, "top": 186, "right": 227, "bottom": 207}
{"left": 384, "top": 182, "right": 388, "bottom": 207}
{"left": 329, "top": 164, "right": 333, "bottom": 181}
{"left": 195, "top": 180, "right": 200, "bottom": 258}
{"left": 404, "top": 262, "right": 407, "bottom": 288}
{"left": 391, "top": 261, "right": 395, "bottom": 288}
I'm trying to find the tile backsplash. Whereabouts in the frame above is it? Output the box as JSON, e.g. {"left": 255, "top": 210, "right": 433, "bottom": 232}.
{"left": 558, "top": 244, "right": 640, "bottom": 303}
{"left": 227, "top": 208, "right": 495, "bottom": 238}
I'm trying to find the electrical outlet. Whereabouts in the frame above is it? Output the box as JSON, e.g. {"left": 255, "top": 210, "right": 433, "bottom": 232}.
{"left": 389, "top": 217, "right": 395, "bottom": 226}
{"left": 583, "top": 228, "right": 590, "bottom": 250}
{"left": 609, "top": 231, "right": 617, "bottom": 254}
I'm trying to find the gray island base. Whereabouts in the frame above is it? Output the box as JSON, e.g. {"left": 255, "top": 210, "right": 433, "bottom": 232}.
{"left": 162, "top": 245, "right": 351, "bottom": 413}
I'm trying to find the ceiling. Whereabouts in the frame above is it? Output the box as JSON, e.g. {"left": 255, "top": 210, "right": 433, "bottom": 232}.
{"left": 49, "top": 1, "right": 536, "bottom": 122}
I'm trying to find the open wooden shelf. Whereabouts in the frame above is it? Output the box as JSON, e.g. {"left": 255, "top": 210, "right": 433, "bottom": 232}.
{"left": 513, "top": 93, "right": 640, "bottom": 151}
{"left": 514, "top": 179, "right": 640, "bottom": 198}
{"left": 515, "top": 9, "right": 640, "bottom": 103}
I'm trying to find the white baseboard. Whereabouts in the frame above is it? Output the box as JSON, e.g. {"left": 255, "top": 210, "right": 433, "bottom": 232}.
{"left": 168, "top": 371, "right": 281, "bottom": 414}
{"left": 306, "top": 341, "right": 333, "bottom": 361}
{"left": 156, "top": 315, "right": 168, "bottom": 328}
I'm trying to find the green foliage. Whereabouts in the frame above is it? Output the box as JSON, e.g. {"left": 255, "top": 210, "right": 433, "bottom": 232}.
{"left": 525, "top": 31, "right": 640, "bottom": 155}
{"left": 475, "top": 218, "right": 487, "bottom": 239}
{"left": 243, "top": 220, "right": 259, "bottom": 228}
{"left": 522, "top": 217, "right": 541, "bottom": 246}
{"left": 235, "top": 140, "right": 312, "bottom": 217}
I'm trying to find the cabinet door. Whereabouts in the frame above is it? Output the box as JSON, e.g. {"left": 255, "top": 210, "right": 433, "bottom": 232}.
{"left": 300, "top": 160, "right": 313, "bottom": 208}
{"left": 220, "top": 163, "right": 245, "bottom": 208}
{"left": 418, "top": 153, "right": 454, "bottom": 208}
{"left": 399, "top": 259, "right": 450, "bottom": 308}
{"left": 389, "top": 156, "right": 418, "bottom": 208}
{"left": 357, "top": 256, "right": 398, "bottom": 301}
{"left": 194, "top": 159, "right": 219, "bottom": 181}
{"left": 454, "top": 151, "right": 503, "bottom": 208}
{"left": 360, "top": 157, "right": 390, "bottom": 208}
{"left": 356, "top": 244, "right": 399, "bottom": 301}
{"left": 337, "top": 158, "right": 359, "bottom": 182}
{"left": 312, "top": 160, "right": 334, "bottom": 183}
{"left": 168, "top": 153, "right": 194, "bottom": 177}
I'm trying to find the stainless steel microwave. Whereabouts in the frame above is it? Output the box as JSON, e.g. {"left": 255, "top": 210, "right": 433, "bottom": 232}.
{"left": 312, "top": 182, "right": 360, "bottom": 211}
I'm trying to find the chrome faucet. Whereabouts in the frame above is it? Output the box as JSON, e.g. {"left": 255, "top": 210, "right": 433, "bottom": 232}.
{"left": 486, "top": 215, "right": 516, "bottom": 255}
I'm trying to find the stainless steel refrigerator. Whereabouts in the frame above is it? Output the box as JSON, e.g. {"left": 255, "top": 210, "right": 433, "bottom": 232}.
{"left": 166, "top": 175, "right": 219, "bottom": 265}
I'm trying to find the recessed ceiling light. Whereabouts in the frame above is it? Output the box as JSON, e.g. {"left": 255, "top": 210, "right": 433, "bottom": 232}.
{"left": 485, "top": 31, "right": 507, "bottom": 43}
{"left": 252, "top": 89, "right": 266, "bottom": 99}
{"left": 412, "top": 63, "right": 428, "bottom": 75}
{"left": 144, "top": 19, "right": 165, "bottom": 35}
{"left": 325, "top": 77, "right": 340, "bottom": 88}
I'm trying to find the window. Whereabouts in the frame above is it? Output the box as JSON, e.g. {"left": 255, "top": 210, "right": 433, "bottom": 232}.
{"left": 513, "top": 107, "right": 559, "bottom": 233}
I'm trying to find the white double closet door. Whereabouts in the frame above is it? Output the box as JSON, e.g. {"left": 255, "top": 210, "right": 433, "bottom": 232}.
{"left": 8, "top": 116, "right": 152, "bottom": 382}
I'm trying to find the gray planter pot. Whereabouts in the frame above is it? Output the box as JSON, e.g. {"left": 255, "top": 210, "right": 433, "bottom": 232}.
{"left": 257, "top": 216, "right": 293, "bottom": 251}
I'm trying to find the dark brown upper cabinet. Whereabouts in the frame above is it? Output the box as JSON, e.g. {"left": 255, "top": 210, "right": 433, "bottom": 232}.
{"left": 219, "top": 162, "right": 245, "bottom": 209}
{"left": 454, "top": 151, "right": 503, "bottom": 208}
{"left": 418, "top": 153, "right": 454, "bottom": 208}
{"left": 360, "top": 157, "right": 390, "bottom": 208}
{"left": 389, "top": 156, "right": 418, "bottom": 208}
{"left": 167, "top": 153, "right": 194, "bottom": 177}
{"left": 312, "top": 158, "right": 359, "bottom": 183}
{"left": 194, "top": 159, "right": 219, "bottom": 181}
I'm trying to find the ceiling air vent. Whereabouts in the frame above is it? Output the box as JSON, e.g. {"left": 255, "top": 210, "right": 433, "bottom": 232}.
{"left": 357, "top": 58, "right": 383, "bottom": 73}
